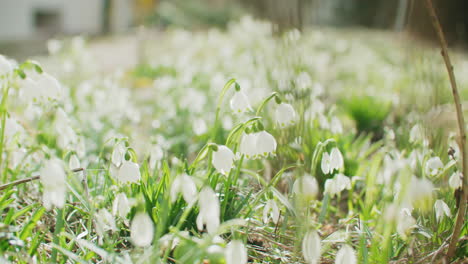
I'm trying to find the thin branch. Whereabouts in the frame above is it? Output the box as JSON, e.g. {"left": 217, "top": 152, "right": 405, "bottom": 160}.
{"left": 0, "top": 168, "right": 85, "bottom": 191}
{"left": 424, "top": 0, "right": 468, "bottom": 260}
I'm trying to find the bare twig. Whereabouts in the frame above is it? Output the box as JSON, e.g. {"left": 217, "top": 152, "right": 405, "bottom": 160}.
{"left": 424, "top": 0, "right": 468, "bottom": 260}
{"left": 0, "top": 168, "right": 85, "bottom": 191}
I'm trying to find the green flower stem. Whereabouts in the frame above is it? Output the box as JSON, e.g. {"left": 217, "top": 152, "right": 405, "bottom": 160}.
{"left": 51, "top": 207, "right": 65, "bottom": 262}
{"left": 255, "top": 92, "right": 278, "bottom": 116}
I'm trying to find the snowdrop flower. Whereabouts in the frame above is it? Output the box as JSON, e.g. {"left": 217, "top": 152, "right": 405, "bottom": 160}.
{"left": 69, "top": 154, "right": 80, "bottom": 170}
{"left": 40, "top": 159, "right": 67, "bottom": 210}
{"left": 449, "top": 171, "right": 462, "bottom": 189}
{"left": 293, "top": 174, "right": 319, "bottom": 199}
{"left": 35, "top": 73, "right": 62, "bottom": 101}
{"left": 0, "top": 55, "right": 12, "bottom": 76}
{"left": 225, "top": 240, "right": 248, "bottom": 264}
{"left": 324, "top": 173, "right": 351, "bottom": 197}
{"left": 262, "top": 199, "right": 280, "bottom": 224}
{"left": 396, "top": 209, "right": 416, "bottom": 239}
{"left": 55, "top": 108, "right": 77, "bottom": 149}
{"left": 256, "top": 131, "right": 277, "bottom": 158}
{"left": 117, "top": 161, "right": 141, "bottom": 184}
{"left": 330, "top": 117, "right": 343, "bottom": 134}
{"left": 149, "top": 144, "right": 164, "bottom": 170}
{"left": 4, "top": 117, "right": 23, "bottom": 144}
{"left": 230, "top": 90, "right": 251, "bottom": 114}
{"left": 434, "top": 199, "right": 451, "bottom": 222}
{"left": 95, "top": 208, "right": 117, "bottom": 238}
{"left": 302, "top": 230, "right": 321, "bottom": 264}
{"left": 130, "top": 212, "right": 154, "bottom": 247}
{"left": 113, "top": 193, "right": 131, "bottom": 218}
{"left": 321, "top": 148, "right": 344, "bottom": 174}
{"left": 170, "top": 173, "right": 197, "bottom": 204}
{"left": 275, "top": 103, "right": 296, "bottom": 127}
{"left": 239, "top": 132, "right": 258, "bottom": 159}
{"left": 111, "top": 142, "right": 126, "bottom": 167}
{"left": 335, "top": 245, "right": 357, "bottom": 264}
{"left": 212, "top": 145, "right": 235, "bottom": 176}
{"left": 193, "top": 118, "right": 208, "bottom": 136}
{"left": 409, "top": 124, "right": 422, "bottom": 143}
{"left": 425, "top": 157, "right": 443, "bottom": 176}
{"left": 407, "top": 176, "right": 434, "bottom": 203}
{"left": 196, "top": 187, "right": 220, "bottom": 234}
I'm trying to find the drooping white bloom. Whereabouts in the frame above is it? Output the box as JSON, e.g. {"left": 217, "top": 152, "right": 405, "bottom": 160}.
{"left": 324, "top": 173, "right": 351, "bottom": 197}
{"left": 262, "top": 199, "right": 280, "bottom": 224}
{"left": 293, "top": 174, "right": 319, "bottom": 199}
{"left": 196, "top": 187, "right": 220, "bottom": 234}
{"left": 193, "top": 118, "right": 208, "bottom": 136}
{"left": 40, "top": 159, "right": 67, "bottom": 210}
{"left": 35, "top": 73, "right": 62, "bottom": 101}
{"left": 55, "top": 108, "right": 77, "bottom": 149}
{"left": 409, "top": 124, "right": 422, "bottom": 143}
{"left": 230, "top": 90, "right": 251, "bottom": 113}
{"left": 302, "top": 230, "right": 321, "bottom": 264}
{"left": 434, "top": 199, "right": 451, "bottom": 222}
{"left": 0, "top": 55, "right": 12, "bottom": 76}
{"left": 4, "top": 117, "right": 23, "bottom": 144}
{"left": 170, "top": 173, "right": 197, "bottom": 204}
{"left": 407, "top": 176, "right": 434, "bottom": 204}
{"left": 335, "top": 244, "right": 357, "bottom": 264}
{"left": 425, "top": 157, "right": 444, "bottom": 176}
{"left": 330, "top": 117, "right": 343, "bottom": 134}
{"left": 256, "top": 130, "right": 277, "bottom": 158}
{"left": 69, "top": 154, "right": 80, "bottom": 170}
{"left": 212, "top": 145, "right": 235, "bottom": 176}
{"left": 321, "top": 148, "right": 344, "bottom": 174}
{"left": 225, "top": 240, "right": 248, "bottom": 264}
{"left": 130, "top": 212, "right": 154, "bottom": 247}
{"left": 276, "top": 103, "right": 296, "bottom": 127}
{"left": 239, "top": 132, "right": 258, "bottom": 159}
{"left": 117, "top": 161, "right": 141, "bottom": 184}
{"left": 149, "top": 144, "right": 164, "bottom": 170}
{"left": 111, "top": 142, "right": 126, "bottom": 167}
{"left": 113, "top": 193, "right": 131, "bottom": 218}
{"left": 396, "top": 209, "right": 416, "bottom": 239}
{"left": 449, "top": 171, "right": 462, "bottom": 189}
{"left": 95, "top": 208, "right": 117, "bottom": 237}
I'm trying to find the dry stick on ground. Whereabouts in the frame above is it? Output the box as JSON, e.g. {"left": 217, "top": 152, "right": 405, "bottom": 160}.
{"left": 424, "top": 0, "right": 468, "bottom": 259}
{"left": 0, "top": 168, "right": 85, "bottom": 191}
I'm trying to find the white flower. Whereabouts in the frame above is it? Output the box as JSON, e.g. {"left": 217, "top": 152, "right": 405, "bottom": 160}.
{"left": 225, "top": 240, "right": 248, "bottom": 264}
{"left": 230, "top": 90, "right": 251, "bottom": 113}
{"left": 111, "top": 142, "right": 126, "bottom": 167}
{"left": 36, "top": 73, "right": 62, "bottom": 101}
{"left": 407, "top": 176, "right": 434, "bottom": 203}
{"left": 170, "top": 173, "right": 197, "bottom": 204}
{"left": 397, "top": 209, "right": 416, "bottom": 239}
{"left": 321, "top": 148, "right": 344, "bottom": 174}
{"left": 149, "top": 145, "right": 164, "bottom": 170}
{"left": 69, "top": 154, "right": 80, "bottom": 170}
{"left": 335, "top": 244, "right": 357, "bottom": 264}
{"left": 196, "top": 187, "right": 220, "bottom": 234}
{"left": 117, "top": 161, "right": 141, "bottom": 184}
{"left": 425, "top": 157, "right": 443, "bottom": 176}
{"left": 113, "top": 193, "right": 131, "bottom": 218}
{"left": 324, "top": 173, "right": 351, "bottom": 197}
{"left": 434, "top": 199, "right": 451, "bottom": 222}
{"left": 302, "top": 230, "right": 321, "bottom": 264}
{"left": 55, "top": 108, "right": 77, "bottom": 149}
{"left": 262, "top": 199, "right": 280, "bottom": 224}
{"left": 276, "top": 103, "right": 296, "bottom": 127}
{"left": 256, "top": 131, "right": 277, "bottom": 158}
{"left": 193, "top": 118, "right": 208, "bottom": 136}
{"left": 130, "top": 212, "right": 154, "bottom": 247}
{"left": 40, "top": 159, "right": 67, "bottom": 210}
{"left": 409, "top": 124, "right": 422, "bottom": 143}
{"left": 330, "top": 117, "right": 343, "bottom": 134}
{"left": 212, "top": 145, "right": 235, "bottom": 176}
{"left": 0, "top": 55, "right": 12, "bottom": 76}
{"left": 293, "top": 174, "right": 319, "bottom": 199}
{"left": 95, "top": 208, "right": 117, "bottom": 238}
{"left": 449, "top": 172, "right": 462, "bottom": 189}
{"left": 239, "top": 132, "right": 258, "bottom": 159}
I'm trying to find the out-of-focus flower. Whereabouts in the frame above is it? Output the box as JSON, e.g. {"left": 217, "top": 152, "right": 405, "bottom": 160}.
{"left": 256, "top": 131, "right": 277, "bottom": 158}
{"left": 262, "top": 199, "right": 280, "bottom": 224}
{"left": 425, "top": 157, "right": 443, "bottom": 176}
{"left": 449, "top": 171, "right": 462, "bottom": 189}
{"left": 335, "top": 244, "right": 357, "bottom": 264}
{"left": 330, "top": 117, "right": 343, "bottom": 134}
{"left": 302, "top": 230, "right": 321, "bottom": 264}
{"left": 111, "top": 142, "right": 126, "bottom": 167}
{"left": 95, "top": 208, "right": 117, "bottom": 238}
{"left": 434, "top": 199, "right": 451, "bottom": 222}
{"left": 396, "top": 209, "right": 416, "bottom": 239}
{"left": 230, "top": 90, "right": 251, "bottom": 114}
{"left": 149, "top": 144, "right": 164, "bottom": 170}
{"left": 324, "top": 173, "right": 351, "bottom": 197}
{"left": 196, "top": 187, "right": 220, "bottom": 234}
{"left": 0, "top": 55, "right": 12, "bottom": 76}
{"left": 130, "top": 212, "right": 154, "bottom": 247}
{"left": 193, "top": 118, "right": 208, "bottom": 136}
{"left": 293, "top": 174, "right": 319, "bottom": 199}
{"left": 117, "top": 161, "right": 141, "bottom": 184}
{"left": 212, "top": 145, "right": 235, "bottom": 176}
{"left": 225, "top": 240, "right": 248, "bottom": 264}
{"left": 275, "top": 103, "right": 296, "bottom": 127}
{"left": 40, "top": 159, "right": 67, "bottom": 210}
{"left": 55, "top": 108, "right": 77, "bottom": 149}
{"left": 69, "top": 154, "right": 80, "bottom": 170}
{"left": 47, "top": 39, "right": 62, "bottom": 55}
{"left": 321, "top": 148, "right": 344, "bottom": 174}
{"left": 113, "top": 193, "right": 131, "bottom": 218}
{"left": 170, "top": 173, "right": 197, "bottom": 204}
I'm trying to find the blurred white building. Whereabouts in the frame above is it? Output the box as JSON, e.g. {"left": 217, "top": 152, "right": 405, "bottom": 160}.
{"left": 0, "top": 0, "right": 133, "bottom": 41}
